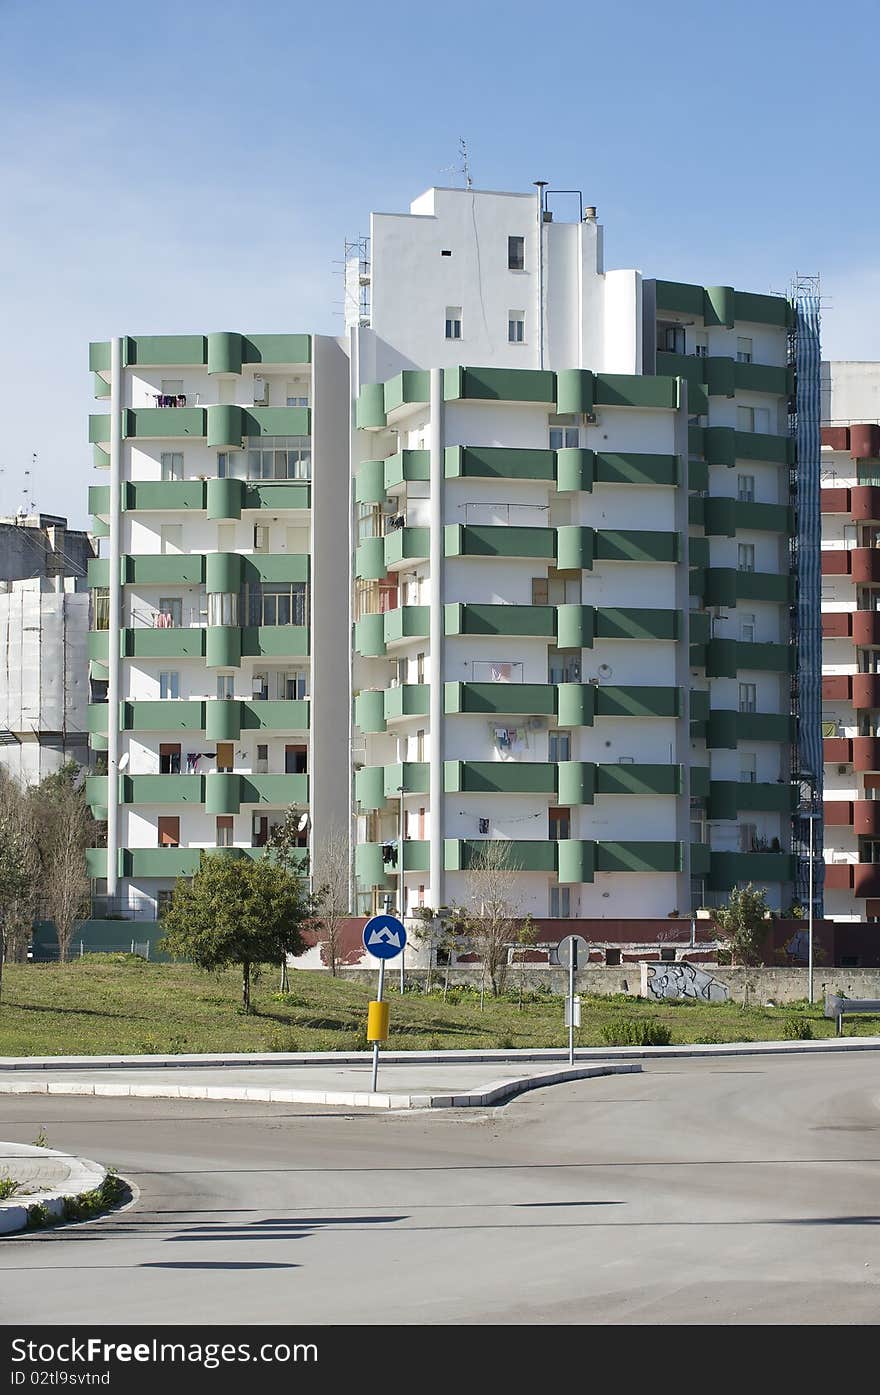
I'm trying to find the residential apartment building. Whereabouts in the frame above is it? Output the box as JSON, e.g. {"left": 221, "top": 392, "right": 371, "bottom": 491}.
{"left": 85, "top": 183, "right": 820, "bottom": 932}
{"left": 821, "top": 361, "right": 880, "bottom": 918}
{"left": 350, "top": 186, "right": 817, "bottom": 923}
{"left": 0, "top": 513, "right": 93, "bottom": 784}
{"left": 86, "top": 335, "right": 349, "bottom": 918}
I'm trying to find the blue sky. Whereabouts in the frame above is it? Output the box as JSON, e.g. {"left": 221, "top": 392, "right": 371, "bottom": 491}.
{"left": 1, "top": 0, "right": 877, "bottom": 526}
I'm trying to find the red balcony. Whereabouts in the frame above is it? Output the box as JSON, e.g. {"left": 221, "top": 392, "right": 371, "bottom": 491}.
{"left": 824, "top": 800, "right": 854, "bottom": 826}
{"left": 852, "top": 673, "right": 880, "bottom": 708}
{"left": 822, "top": 427, "right": 851, "bottom": 451}
{"left": 821, "top": 550, "right": 852, "bottom": 576}
{"left": 850, "top": 424, "right": 880, "bottom": 460}
{"left": 822, "top": 674, "right": 853, "bottom": 701}
{"left": 825, "top": 863, "right": 855, "bottom": 891}
{"left": 852, "top": 736, "right": 880, "bottom": 771}
{"left": 852, "top": 611, "right": 880, "bottom": 646}
{"left": 824, "top": 736, "right": 853, "bottom": 763}
{"left": 851, "top": 548, "right": 880, "bottom": 584}
{"left": 823, "top": 611, "right": 853, "bottom": 638}
{"left": 851, "top": 486, "right": 880, "bottom": 522}
{"left": 821, "top": 487, "right": 851, "bottom": 513}
{"left": 854, "top": 800, "right": 880, "bottom": 836}
{"left": 854, "top": 863, "right": 880, "bottom": 898}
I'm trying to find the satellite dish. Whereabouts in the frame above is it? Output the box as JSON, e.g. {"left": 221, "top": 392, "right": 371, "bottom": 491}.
{"left": 598, "top": 664, "right": 612, "bottom": 678}
{"left": 297, "top": 813, "right": 309, "bottom": 832}
{"left": 118, "top": 753, "right": 129, "bottom": 771}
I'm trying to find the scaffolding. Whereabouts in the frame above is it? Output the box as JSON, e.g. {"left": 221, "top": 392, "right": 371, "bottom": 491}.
{"left": 343, "top": 236, "right": 371, "bottom": 332}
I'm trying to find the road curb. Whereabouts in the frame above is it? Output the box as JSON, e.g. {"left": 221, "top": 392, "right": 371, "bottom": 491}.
{"left": 0, "top": 1063, "right": 641, "bottom": 1111}
{"left": 0, "top": 1144, "right": 107, "bottom": 1236}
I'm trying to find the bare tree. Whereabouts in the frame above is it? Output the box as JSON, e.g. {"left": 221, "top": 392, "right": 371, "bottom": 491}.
{"left": 460, "top": 840, "right": 523, "bottom": 997}
{"left": 310, "top": 823, "right": 351, "bottom": 976}
{"left": 37, "top": 780, "right": 91, "bottom": 963}
{"left": 0, "top": 773, "right": 37, "bottom": 1005}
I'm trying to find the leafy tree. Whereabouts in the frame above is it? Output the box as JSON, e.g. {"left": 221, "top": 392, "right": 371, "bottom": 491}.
{"left": 160, "top": 854, "right": 316, "bottom": 1011}
{"left": 0, "top": 777, "right": 35, "bottom": 1006}
{"left": 714, "top": 883, "right": 771, "bottom": 966}
{"left": 33, "top": 778, "right": 92, "bottom": 963}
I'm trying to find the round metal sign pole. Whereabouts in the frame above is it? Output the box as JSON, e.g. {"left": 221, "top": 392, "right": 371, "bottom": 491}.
{"left": 568, "top": 943, "right": 575, "bottom": 1066}
{"left": 371, "top": 959, "right": 385, "bottom": 1093}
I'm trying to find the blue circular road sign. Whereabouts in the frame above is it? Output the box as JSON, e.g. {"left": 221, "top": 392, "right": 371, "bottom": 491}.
{"left": 362, "top": 914, "right": 407, "bottom": 960}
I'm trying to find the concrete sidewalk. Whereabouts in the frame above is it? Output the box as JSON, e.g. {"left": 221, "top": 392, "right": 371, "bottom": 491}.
{"left": 0, "top": 1142, "right": 107, "bottom": 1236}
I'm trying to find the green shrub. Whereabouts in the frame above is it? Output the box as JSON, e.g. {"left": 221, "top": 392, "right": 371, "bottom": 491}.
{"left": 26, "top": 1201, "right": 53, "bottom": 1228}
{"left": 782, "top": 1016, "right": 813, "bottom": 1040}
{"left": 496, "top": 1033, "right": 516, "bottom": 1049}
{"left": 264, "top": 1026, "right": 300, "bottom": 1053}
{"left": 600, "top": 1019, "right": 672, "bottom": 1047}
{"left": 0, "top": 1175, "right": 20, "bottom": 1200}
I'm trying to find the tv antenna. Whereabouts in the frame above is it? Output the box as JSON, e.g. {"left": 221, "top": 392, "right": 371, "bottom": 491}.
{"left": 441, "top": 138, "right": 472, "bottom": 189}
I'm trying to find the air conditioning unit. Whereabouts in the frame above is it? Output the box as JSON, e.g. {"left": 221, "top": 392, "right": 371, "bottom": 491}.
{"left": 583, "top": 412, "right": 597, "bottom": 425}
{"left": 837, "top": 764, "right": 849, "bottom": 774}
{"left": 527, "top": 716, "right": 546, "bottom": 730}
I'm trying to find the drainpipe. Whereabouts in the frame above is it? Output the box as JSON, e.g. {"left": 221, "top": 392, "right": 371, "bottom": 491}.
{"left": 428, "top": 368, "right": 444, "bottom": 911}
{"left": 534, "top": 181, "right": 548, "bottom": 370}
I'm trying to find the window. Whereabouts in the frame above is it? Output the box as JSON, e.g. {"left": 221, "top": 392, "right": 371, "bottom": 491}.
{"left": 216, "top": 743, "right": 234, "bottom": 773}
{"left": 740, "top": 613, "right": 756, "bottom": 643}
{"left": 549, "top": 415, "right": 579, "bottom": 450}
{"left": 548, "top": 649, "right": 581, "bottom": 683}
{"left": 216, "top": 816, "right": 233, "bottom": 848}
{"left": 253, "top": 375, "right": 270, "bottom": 406}
{"left": 549, "top": 807, "right": 571, "bottom": 841}
{"left": 694, "top": 333, "right": 708, "bottom": 358}
{"left": 417, "top": 652, "right": 425, "bottom": 683}
{"left": 739, "top": 682, "right": 757, "bottom": 713}
{"left": 548, "top": 730, "right": 571, "bottom": 762}
{"left": 161, "top": 452, "right": 183, "bottom": 482}
{"left": 755, "top": 406, "right": 770, "bottom": 433}
{"left": 253, "top": 525, "right": 270, "bottom": 552}
{"left": 737, "top": 337, "right": 753, "bottom": 364}
{"left": 207, "top": 592, "right": 237, "bottom": 627}
{"left": 242, "top": 581, "right": 307, "bottom": 627}
{"left": 159, "top": 671, "right": 179, "bottom": 700}
{"left": 737, "top": 543, "right": 755, "bottom": 572}
{"left": 739, "top": 405, "right": 771, "bottom": 433}
{"left": 416, "top": 729, "right": 425, "bottom": 762}
{"left": 159, "top": 598, "right": 182, "bottom": 628}
{"left": 662, "top": 325, "right": 686, "bottom": 354}
{"left": 508, "top": 311, "right": 525, "bottom": 344}
{"left": 159, "top": 524, "right": 183, "bottom": 555}
{"left": 739, "top": 822, "right": 758, "bottom": 853}
{"left": 159, "top": 743, "right": 181, "bottom": 775}
{"left": 739, "top": 753, "right": 757, "bottom": 784}
{"left": 285, "top": 744, "right": 307, "bottom": 775}
{"left": 246, "top": 436, "right": 310, "bottom": 481}
{"left": 550, "top": 884, "right": 571, "bottom": 918}
{"left": 158, "top": 816, "right": 179, "bottom": 848}
{"left": 217, "top": 452, "right": 230, "bottom": 478}
{"left": 508, "top": 236, "right": 525, "bottom": 271}
{"left": 157, "top": 889, "right": 174, "bottom": 919}
{"left": 445, "top": 306, "right": 462, "bottom": 340}
{"left": 255, "top": 744, "right": 268, "bottom": 774}
{"left": 286, "top": 384, "right": 308, "bottom": 407}
{"left": 217, "top": 673, "right": 235, "bottom": 700}
{"left": 93, "top": 587, "right": 110, "bottom": 631}
{"left": 253, "top": 669, "right": 307, "bottom": 702}
{"left": 737, "top": 474, "right": 755, "bottom": 503}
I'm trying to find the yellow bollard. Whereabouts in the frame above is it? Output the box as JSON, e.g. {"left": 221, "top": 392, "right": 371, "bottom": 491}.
{"left": 367, "top": 1000, "right": 390, "bottom": 1042}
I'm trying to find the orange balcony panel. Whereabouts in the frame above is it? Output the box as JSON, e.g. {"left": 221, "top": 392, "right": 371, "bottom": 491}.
{"left": 822, "top": 674, "right": 853, "bottom": 701}
{"left": 821, "top": 550, "right": 852, "bottom": 576}
{"left": 852, "top": 736, "right": 880, "bottom": 771}
{"left": 824, "top": 800, "right": 854, "bottom": 827}
{"left": 850, "top": 424, "right": 880, "bottom": 460}
{"left": 852, "top": 611, "right": 880, "bottom": 646}
{"left": 851, "top": 486, "right": 880, "bottom": 522}
{"left": 851, "top": 548, "right": 880, "bottom": 583}
{"left": 821, "top": 487, "right": 851, "bottom": 513}
{"left": 823, "top": 611, "right": 853, "bottom": 638}
{"left": 824, "top": 863, "right": 854, "bottom": 891}
{"left": 824, "top": 736, "right": 852, "bottom": 763}
{"left": 854, "top": 863, "right": 880, "bottom": 898}
{"left": 854, "top": 800, "right": 880, "bottom": 836}
{"left": 822, "top": 427, "right": 850, "bottom": 451}
{"left": 852, "top": 673, "right": 880, "bottom": 708}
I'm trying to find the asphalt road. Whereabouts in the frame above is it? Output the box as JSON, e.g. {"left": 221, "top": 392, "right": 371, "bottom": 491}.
{"left": 2, "top": 1053, "right": 880, "bottom": 1325}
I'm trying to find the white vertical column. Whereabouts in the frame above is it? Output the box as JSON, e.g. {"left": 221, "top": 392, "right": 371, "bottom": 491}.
{"left": 106, "top": 337, "right": 123, "bottom": 898}
{"left": 428, "top": 368, "right": 444, "bottom": 911}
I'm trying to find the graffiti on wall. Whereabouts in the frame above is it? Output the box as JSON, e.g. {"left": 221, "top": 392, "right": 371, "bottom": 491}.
{"left": 642, "top": 961, "right": 729, "bottom": 1003}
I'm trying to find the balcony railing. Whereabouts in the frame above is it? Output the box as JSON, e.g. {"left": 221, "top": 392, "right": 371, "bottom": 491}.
{"left": 129, "top": 606, "right": 206, "bottom": 630}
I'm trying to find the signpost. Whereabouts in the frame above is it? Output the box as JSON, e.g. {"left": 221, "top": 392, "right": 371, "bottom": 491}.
{"left": 554, "top": 934, "right": 588, "bottom": 1066}
{"left": 362, "top": 914, "right": 407, "bottom": 1092}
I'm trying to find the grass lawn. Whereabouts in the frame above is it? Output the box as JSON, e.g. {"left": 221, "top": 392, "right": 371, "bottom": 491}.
{"left": 0, "top": 955, "right": 874, "bottom": 1057}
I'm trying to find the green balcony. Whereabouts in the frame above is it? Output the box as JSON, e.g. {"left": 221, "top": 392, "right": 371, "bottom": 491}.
{"left": 444, "top": 839, "right": 557, "bottom": 873}
{"left": 444, "top": 366, "right": 555, "bottom": 405}
{"left": 384, "top": 684, "right": 429, "bottom": 722}
{"left": 596, "top": 608, "right": 679, "bottom": 641}
{"left": 706, "top": 710, "right": 795, "bottom": 748}
{"left": 444, "top": 446, "right": 555, "bottom": 482}
{"left": 383, "top": 605, "right": 429, "bottom": 646}
{"left": 654, "top": 281, "right": 791, "bottom": 329}
{"left": 122, "top": 775, "right": 204, "bottom": 804}
{"left": 241, "top": 774, "right": 309, "bottom": 805}
{"left": 124, "top": 555, "right": 206, "bottom": 585}
{"left": 593, "top": 452, "right": 679, "bottom": 487}
{"left": 241, "top": 700, "right": 309, "bottom": 731}
{"left": 122, "top": 701, "right": 203, "bottom": 731}
{"left": 89, "top": 485, "right": 110, "bottom": 516}
{"left": 596, "top": 842, "right": 683, "bottom": 873}
{"left": 444, "top": 761, "right": 557, "bottom": 795}
{"left": 126, "top": 408, "right": 206, "bottom": 439}
{"left": 128, "top": 480, "right": 207, "bottom": 512}
{"left": 240, "top": 626, "right": 310, "bottom": 658}
{"left": 122, "top": 628, "right": 206, "bottom": 659}
{"left": 384, "top": 526, "right": 430, "bottom": 570}
{"left": 709, "top": 851, "right": 795, "bottom": 890}
{"left": 357, "top": 451, "right": 430, "bottom": 503}
{"left": 597, "top": 764, "right": 682, "bottom": 796}
{"left": 596, "top": 687, "right": 679, "bottom": 719}
{"left": 593, "top": 373, "right": 679, "bottom": 410}
{"left": 88, "top": 631, "right": 110, "bottom": 661}
{"left": 355, "top": 840, "right": 430, "bottom": 887}
{"left": 355, "top": 762, "right": 429, "bottom": 810}
{"left": 383, "top": 371, "right": 430, "bottom": 416}
{"left": 703, "top": 568, "right": 793, "bottom": 607}
{"left": 445, "top": 682, "right": 557, "bottom": 716}
{"left": 125, "top": 848, "right": 203, "bottom": 879}
{"left": 445, "top": 603, "right": 556, "bottom": 638}
{"left": 243, "top": 483, "right": 311, "bottom": 512}
{"left": 594, "top": 530, "right": 679, "bottom": 564}
{"left": 87, "top": 704, "right": 109, "bottom": 737}
{"left": 708, "top": 781, "right": 798, "bottom": 819}
{"left": 445, "top": 525, "right": 555, "bottom": 560}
